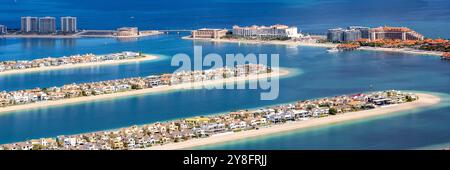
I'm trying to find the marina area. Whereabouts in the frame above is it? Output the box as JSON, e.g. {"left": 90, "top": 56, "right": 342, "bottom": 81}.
{"left": 0, "top": 91, "right": 440, "bottom": 150}
{"left": 0, "top": 52, "right": 159, "bottom": 76}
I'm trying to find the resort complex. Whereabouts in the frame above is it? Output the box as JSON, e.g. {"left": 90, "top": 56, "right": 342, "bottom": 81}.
{"left": 191, "top": 28, "right": 228, "bottom": 39}
{"left": 0, "top": 51, "right": 152, "bottom": 74}
{"left": 443, "top": 52, "right": 450, "bottom": 60}
{"left": 0, "top": 90, "right": 421, "bottom": 150}
{"left": 327, "top": 26, "right": 370, "bottom": 42}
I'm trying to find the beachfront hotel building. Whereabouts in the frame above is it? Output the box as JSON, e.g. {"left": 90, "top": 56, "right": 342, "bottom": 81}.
{"left": 0, "top": 25, "right": 6, "bottom": 35}
{"left": 191, "top": 28, "right": 228, "bottom": 39}
{"left": 116, "top": 27, "right": 139, "bottom": 37}
{"left": 369, "top": 26, "right": 424, "bottom": 41}
{"left": 327, "top": 28, "right": 345, "bottom": 42}
{"left": 327, "top": 27, "right": 368, "bottom": 42}
{"left": 61, "top": 17, "right": 77, "bottom": 33}
{"left": 21, "top": 16, "right": 39, "bottom": 33}
{"left": 232, "top": 24, "right": 300, "bottom": 38}
{"left": 38, "top": 17, "right": 56, "bottom": 34}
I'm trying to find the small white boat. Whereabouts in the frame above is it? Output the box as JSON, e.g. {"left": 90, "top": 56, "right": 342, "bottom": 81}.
{"left": 327, "top": 48, "right": 339, "bottom": 53}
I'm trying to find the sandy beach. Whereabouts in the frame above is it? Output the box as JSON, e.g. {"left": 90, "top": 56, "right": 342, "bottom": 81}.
{"left": 148, "top": 92, "right": 441, "bottom": 150}
{"left": 0, "top": 54, "right": 159, "bottom": 76}
{"left": 0, "top": 68, "right": 289, "bottom": 115}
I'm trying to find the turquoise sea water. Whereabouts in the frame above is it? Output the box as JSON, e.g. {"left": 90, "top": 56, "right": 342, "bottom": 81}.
{"left": 0, "top": 0, "right": 449, "bottom": 149}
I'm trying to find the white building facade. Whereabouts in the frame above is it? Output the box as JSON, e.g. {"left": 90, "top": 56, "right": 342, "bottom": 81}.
{"left": 61, "top": 17, "right": 77, "bottom": 33}
{"left": 232, "top": 24, "right": 300, "bottom": 38}
{"left": 0, "top": 25, "right": 6, "bottom": 35}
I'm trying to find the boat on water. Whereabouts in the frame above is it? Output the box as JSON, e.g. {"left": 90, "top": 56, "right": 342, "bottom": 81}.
{"left": 327, "top": 47, "right": 340, "bottom": 53}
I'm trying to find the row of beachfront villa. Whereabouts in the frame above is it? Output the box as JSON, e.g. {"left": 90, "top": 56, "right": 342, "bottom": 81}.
{"left": 0, "top": 90, "right": 418, "bottom": 150}
{"left": 0, "top": 51, "right": 143, "bottom": 72}
{"left": 0, "top": 64, "right": 270, "bottom": 107}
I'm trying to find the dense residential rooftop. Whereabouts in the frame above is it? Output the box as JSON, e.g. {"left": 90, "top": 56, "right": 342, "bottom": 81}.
{"left": 0, "top": 51, "right": 144, "bottom": 73}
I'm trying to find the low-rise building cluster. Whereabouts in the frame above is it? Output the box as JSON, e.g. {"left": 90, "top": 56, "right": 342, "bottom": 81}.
{"left": 0, "top": 51, "right": 143, "bottom": 72}
{"left": 0, "top": 90, "right": 418, "bottom": 150}
{"left": 0, "top": 64, "right": 270, "bottom": 107}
